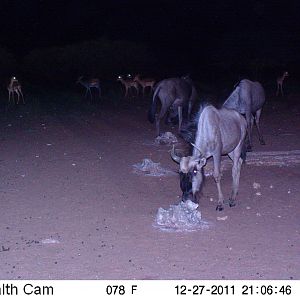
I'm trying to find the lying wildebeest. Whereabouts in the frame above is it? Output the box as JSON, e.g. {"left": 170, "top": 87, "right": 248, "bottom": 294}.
{"left": 171, "top": 104, "right": 247, "bottom": 211}
{"left": 223, "top": 79, "right": 265, "bottom": 151}
{"left": 148, "top": 76, "right": 198, "bottom": 136}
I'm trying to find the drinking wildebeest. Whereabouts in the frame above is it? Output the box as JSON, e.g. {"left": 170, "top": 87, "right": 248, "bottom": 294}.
{"left": 148, "top": 76, "right": 197, "bottom": 136}
{"left": 171, "top": 104, "right": 247, "bottom": 211}
{"left": 223, "top": 79, "right": 265, "bottom": 151}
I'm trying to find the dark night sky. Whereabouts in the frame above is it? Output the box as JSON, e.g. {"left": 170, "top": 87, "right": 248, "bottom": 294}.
{"left": 0, "top": 0, "right": 299, "bottom": 63}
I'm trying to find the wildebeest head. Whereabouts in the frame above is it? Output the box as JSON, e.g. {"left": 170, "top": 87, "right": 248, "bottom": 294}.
{"left": 171, "top": 146, "right": 206, "bottom": 202}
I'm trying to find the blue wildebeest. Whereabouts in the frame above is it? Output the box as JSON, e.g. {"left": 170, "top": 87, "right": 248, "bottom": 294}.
{"left": 148, "top": 76, "right": 198, "bottom": 136}
{"left": 223, "top": 79, "right": 265, "bottom": 151}
{"left": 171, "top": 104, "right": 247, "bottom": 211}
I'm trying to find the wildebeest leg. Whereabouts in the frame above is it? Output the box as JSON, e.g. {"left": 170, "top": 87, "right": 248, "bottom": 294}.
{"left": 213, "top": 154, "right": 225, "bottom": 211}
{"left": 188, "top": 101, "right": 192, "bottom": 119}
{"left": 227, "top": 151, "right": 243, "bottom": 207}
{"left": 155, "top": 104, "right": 169, "bottom": 136}
{"left": 276, "top": 83, "right": 279, "bottom": 96}
{"left": 255, "top": 108, "right": 265, "bottom": 145}
{"left": 178, "top": 106, "right": 183, "bottom": 133}
{"left": 245, "top": 113, "right": 252, "bottom": 151}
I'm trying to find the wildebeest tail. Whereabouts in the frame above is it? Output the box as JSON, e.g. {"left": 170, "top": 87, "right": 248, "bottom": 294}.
{"left": 148, "top": 86, "right": 160, "bottom": 123}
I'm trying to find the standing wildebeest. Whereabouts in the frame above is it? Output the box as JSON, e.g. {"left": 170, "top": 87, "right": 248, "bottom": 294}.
{"left": 148, "top": 76, "right": 197, "bottom": 136}
{"left": 171, "top": 105, "right": 247, "bottom": 211}
{"left": 223, "top": 79, "right": 265, "bottom": 151}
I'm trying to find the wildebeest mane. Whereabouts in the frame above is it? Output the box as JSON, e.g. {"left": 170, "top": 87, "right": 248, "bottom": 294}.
{"left": 179, "top": 101, "right": 211, "bottom": 143}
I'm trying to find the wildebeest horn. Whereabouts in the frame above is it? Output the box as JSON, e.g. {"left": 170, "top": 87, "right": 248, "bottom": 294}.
{"left": 191, "top": 142, "right": 201, "bottom": 154}
{"left": 171, "top": 145, "right": 181, "bottom": 163}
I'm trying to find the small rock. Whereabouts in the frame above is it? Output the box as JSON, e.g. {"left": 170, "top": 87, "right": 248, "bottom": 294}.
{"left": 255, "top": 192, "right": 262, "bottom": 196}
{"left": 253, "top": 182, "right": 261, "bottom": 189}
{"left": 41, "top": 238, "right": 60, "bottom": 244}
{"left": 217, "top": 216, "right": 228, "bottom": 221}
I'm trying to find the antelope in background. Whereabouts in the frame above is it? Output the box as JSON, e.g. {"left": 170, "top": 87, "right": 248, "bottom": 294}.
{"left": 117, "top": 74, "right": 139, "bottom": 97}
{"left": 276, "top": 71, "right": 289, "bottom": 96}
{"left": 133, "top": 74, "right": 155, "bottom": 96}
{"left": 77, "top": 76, "right": 101, "bottom": 99}
{"left": 7, "top": 76, "right": 25, "bottom": 104}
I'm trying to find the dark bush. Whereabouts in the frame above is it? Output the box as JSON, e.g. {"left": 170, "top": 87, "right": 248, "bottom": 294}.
{"left": 0, "top": 47, "right": 17, "bottom": 81}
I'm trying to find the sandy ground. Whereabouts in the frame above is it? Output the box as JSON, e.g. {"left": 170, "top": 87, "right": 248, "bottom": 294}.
{"left": 0, "top": 95, "right": 299, "bottom": 280}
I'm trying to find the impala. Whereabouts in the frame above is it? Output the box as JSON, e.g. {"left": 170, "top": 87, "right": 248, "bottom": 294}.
{"left": 7, "top": 76, "right": 25, "bottom": 104}
{"left": 117, "top": 74, "right": 139, "bottom": 97}
{"left": 133, "top": 74, "right": 155, "bottom": 96}
{"left": 77, "top": 76, "right": 101, "bottom": 99}
{"left": 276, "top": 71, "right": 289, "bottom": 96}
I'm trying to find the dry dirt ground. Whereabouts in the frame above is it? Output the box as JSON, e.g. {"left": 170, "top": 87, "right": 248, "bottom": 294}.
{"left": 0, "top": 95, "right": 299, "bottom": 280}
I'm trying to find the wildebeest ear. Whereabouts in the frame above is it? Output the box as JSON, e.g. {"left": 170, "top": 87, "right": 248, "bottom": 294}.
{"left": 197, "top": 157, "right": 206, "bottom": 168}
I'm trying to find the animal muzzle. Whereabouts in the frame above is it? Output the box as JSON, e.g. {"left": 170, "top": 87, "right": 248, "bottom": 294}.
{"left": 180, "top": 172, "right": 194, "bottom": 202}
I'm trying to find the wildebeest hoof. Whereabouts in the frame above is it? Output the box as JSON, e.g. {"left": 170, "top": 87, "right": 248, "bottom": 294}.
{"left": 246, "top": 145, "right": 252, "bottom": 152}
{"left": 229, "top": 200, "right": 236, "bottom": 207}
{"left": 216, "top": 204, "right": 224, "bottom": 211}
{"left": 260, "top": 139, "right": 266, "bottom": 145}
